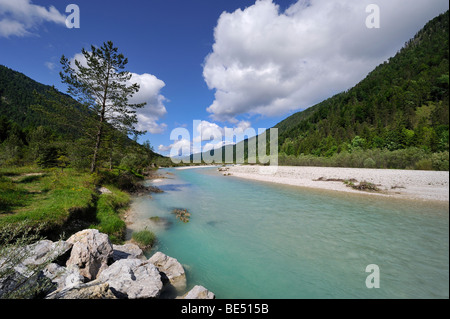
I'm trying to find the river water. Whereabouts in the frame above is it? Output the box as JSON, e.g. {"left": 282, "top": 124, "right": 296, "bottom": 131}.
{"left": 129, "top": 167, "right": 449, "bottom": 299}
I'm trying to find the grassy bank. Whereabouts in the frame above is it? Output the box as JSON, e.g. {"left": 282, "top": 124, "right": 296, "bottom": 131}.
{"left": 94, "top": 185, "right": 129, "bottom": 243}
{"left": 0, "top": 166, "right": 135, "bottom": 243}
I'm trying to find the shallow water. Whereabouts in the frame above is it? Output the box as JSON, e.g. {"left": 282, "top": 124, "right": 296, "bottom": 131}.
{"left": 129, "top": 167, "right": 449, "bottom": 299}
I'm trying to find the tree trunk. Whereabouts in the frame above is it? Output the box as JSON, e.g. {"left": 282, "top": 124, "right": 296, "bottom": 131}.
{"left": 109, "top": 143, "right": 113, "bottom": 170}
{"left": 90, "top": 64, "right": 110, "bottom": 173}
{"left": 90, "top": 121, "right": 103, "bottom": 173}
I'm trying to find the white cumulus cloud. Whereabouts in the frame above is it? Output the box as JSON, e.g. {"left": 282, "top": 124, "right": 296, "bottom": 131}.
{"left": 0, "top": 0, "right": 66, "bottom": 37}
{"left": 129, "top": 72, "right": 168, "bottom": 134}
{"left": 68, "top": 52, "right": 168, "bottom": 134}
{"left": 158, "top": 119, "right": 255, "bottom": 156}
{"left": 195, "top": 120, "right": 224, "bottom": 142}
{"left": 203, "top": 0, "right": 449, "bottom": 122}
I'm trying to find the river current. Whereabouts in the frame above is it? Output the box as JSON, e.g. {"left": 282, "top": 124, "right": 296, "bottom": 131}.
{"left": 129, "top": 167, "right": 449, "bottom": 299}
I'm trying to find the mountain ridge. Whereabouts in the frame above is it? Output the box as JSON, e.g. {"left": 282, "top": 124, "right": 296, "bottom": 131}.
{"left": 274, "top": 10, "right": 448, "bottom": 157}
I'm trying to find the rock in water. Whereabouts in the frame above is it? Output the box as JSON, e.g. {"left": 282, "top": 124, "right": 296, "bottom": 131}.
{"left": 66, "top": 229, "right": 113, "bottom": 280}
{"left": 149, "top": 251, "right": 186, "bottom": 291}
{"left": 180, "top": 285, "right": 215, "bottom": 299}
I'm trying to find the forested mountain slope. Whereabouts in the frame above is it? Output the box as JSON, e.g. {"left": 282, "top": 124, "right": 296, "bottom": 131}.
{"left": 275, "top": 10, "right": 448, "bottom": 157}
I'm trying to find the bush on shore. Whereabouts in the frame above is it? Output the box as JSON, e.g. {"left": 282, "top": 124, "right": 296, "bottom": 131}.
{"left": 278, "top": 148, "right": 449, "bottom": 171}
{"left": 131, "top": 229, "right": 156, "bottom": 250}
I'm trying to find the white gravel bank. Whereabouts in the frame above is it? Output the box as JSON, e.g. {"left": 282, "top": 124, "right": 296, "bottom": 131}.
{"left": 227, "top": 165, "right": 449, "bottom": 202}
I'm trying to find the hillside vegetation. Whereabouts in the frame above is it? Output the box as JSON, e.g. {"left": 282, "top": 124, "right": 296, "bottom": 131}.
{"left": 0, "top": 42, "right": 170, "bottom": 240}
{"left": 274, "top": 11, "right": 448, "bottom": 169}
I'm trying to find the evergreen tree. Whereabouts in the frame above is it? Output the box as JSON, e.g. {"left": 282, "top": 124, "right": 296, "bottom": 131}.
{"left": 59, "top": 41, "right": 146, "bottom": 172}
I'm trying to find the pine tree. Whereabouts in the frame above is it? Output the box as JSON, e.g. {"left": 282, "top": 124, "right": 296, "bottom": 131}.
{"left": 59, "top": 41, "right": 146, "bottom": 173}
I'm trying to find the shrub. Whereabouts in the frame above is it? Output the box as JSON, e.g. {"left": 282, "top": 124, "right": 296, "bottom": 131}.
{"left": 276, "top": 147, "right": 446, "bottom": 170}
{"left": 415, "top": 159, "right": 433, "bottom": 170}
{"left": 67, "top": 140, "right": 92, "bottom": 170}
{"left": 431, "top": 152, "right": 449, "bottom": 171}
{"left": 350, "top": 181, "right": 380, "bottom": 192}
{"left": 363, "top": 157, "right": 377, "bottom": 168}
{"left": 36, "top": 146, "right": 59, "bottom": 168}
{"left": 131, "top": 229, "right": 156, "bottom": 249}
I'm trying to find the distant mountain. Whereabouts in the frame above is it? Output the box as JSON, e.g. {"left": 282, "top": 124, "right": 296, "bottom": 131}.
{"left": 274, "top": 10, "right": 448, "bottom": 157}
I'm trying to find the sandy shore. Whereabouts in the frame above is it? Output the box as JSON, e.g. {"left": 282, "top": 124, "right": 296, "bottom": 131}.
{"left": 227, "top": 165, "right": 449, "bottom": 202}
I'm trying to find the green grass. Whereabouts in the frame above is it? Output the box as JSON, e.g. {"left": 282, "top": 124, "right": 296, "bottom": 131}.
{"left": 0, "top": 167, "right": 95, "bottom": 226}
{"left": 91, "top": 185, "right": 129, "bottom": 243}
{"left": 0, "top": 176, "right": 30, "bottom": 213}
{"left": 131, "top": 229, "right": 156, "bottom": 249}
{"left": 0, "top": 166, "right": 132, "bottom": 242}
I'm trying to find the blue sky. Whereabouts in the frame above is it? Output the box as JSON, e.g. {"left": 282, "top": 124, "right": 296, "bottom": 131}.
{"left": 0, "top": 0, "right": 448, "bottom": 156}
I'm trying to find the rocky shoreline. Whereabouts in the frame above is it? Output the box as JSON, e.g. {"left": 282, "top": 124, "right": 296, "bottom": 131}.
{"left": 0, "top": 229, "right": 215, "bottom": 299}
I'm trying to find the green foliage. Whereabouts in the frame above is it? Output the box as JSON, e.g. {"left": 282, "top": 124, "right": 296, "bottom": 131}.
{"left": 56, "top": 155, "right": 70, "bottom": 173}
{"left": 60, "top": 41, "right": 147, "bottom": 173}
{"left": 431, "top": 151, "right": 450, "bottom": 170}
{"left": 0, "top": 64, "right": 60, "bottom": 129}
{"left": 120, "top": 153, "right": 148, "bottom": 172}
{"left": 0, "top": 176, "right": 29, "bottom": 213}
{"left": 151, "top": 156, "right": 179, "bottom": 168}
{"left": 93, "top": 169, "right": 144, "bottom": 192}
{"left": 0, "top": 165, "right": 143, "bottom": 244}
{"left": 0, "top": 76, "right": 165, "bottom": 172}
{"left": 36, "top": 146, "right": 59, "bottom": 168}
{"left": 275, "top": 11, "right": 449, "bottom": 165}
{"left": 0, "top": 167, "right": 96, "bottom": 231}
{"left": 278, "top": 148, "right": 449, "bottom": 171}
{"left": 91, "top": 186, "right": 129, "bottom": 244}
{"left": 131, "top": 229, "right": 156, "bottom": 249}
{"left": 0, "top": 134, "right": 24, "bottom": 166}
{"left": 66, "top": 138, "right": 93, "bottom": 169}
{"left": 350, "top": 136, "right": 366, "bottom": 152}
{"left": 414, "top": 158, "right": 433, "bottom": 170}
{"left": 0, "top": 61, "right": 166, "bottom": 173}
{"left": 27, "top": 126, "right": 56, "bottom": 162}
{"left": 363, "top": 157, "right": 377, "bottom": 168}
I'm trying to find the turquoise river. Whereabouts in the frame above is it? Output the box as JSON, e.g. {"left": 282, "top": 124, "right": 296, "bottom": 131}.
{"left": 129, "top": 167, "right": 449, "bottom": 299}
